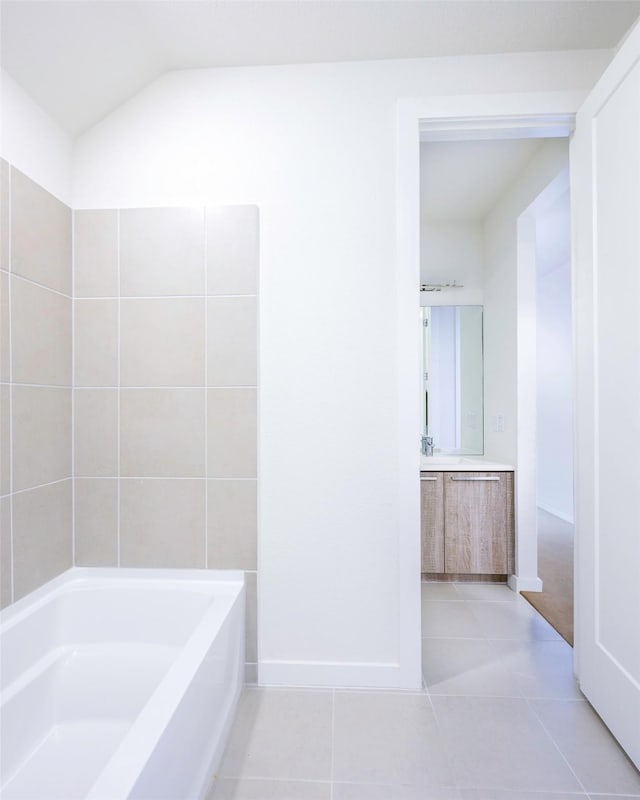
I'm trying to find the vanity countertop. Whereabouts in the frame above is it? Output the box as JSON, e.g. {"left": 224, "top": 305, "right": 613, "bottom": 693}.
{"left": 420, "top": 455, "right": 514, "bottom": 472}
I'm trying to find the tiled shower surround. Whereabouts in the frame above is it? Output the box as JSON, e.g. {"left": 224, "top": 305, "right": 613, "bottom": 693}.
{"left": 0, "top": 161, "right": 258, "bottom": 676}
{"left": 0, "top": 162, "right": 73, "bottom": 603}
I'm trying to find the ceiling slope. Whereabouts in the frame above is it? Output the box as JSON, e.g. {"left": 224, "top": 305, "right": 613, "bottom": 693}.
{"left": 2, "top": 0, "right": 640, "bottom": 135}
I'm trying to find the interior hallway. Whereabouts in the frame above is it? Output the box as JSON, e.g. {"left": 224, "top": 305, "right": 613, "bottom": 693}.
{"left": 208, "top": 582, "right": 640, "bottom": 799}
{"left": 523, "top": 509, "right": 575, "bottom": 645}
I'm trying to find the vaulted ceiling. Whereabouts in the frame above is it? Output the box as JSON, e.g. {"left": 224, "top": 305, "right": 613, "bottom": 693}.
{"left": 421, "top": 137, "right": 571, "bottom": 280}
{"left": 2, "top": 0, "right": 640, "bottom": 136}
{"left": 421, "top": 139, "right": 544, "bottom": 222}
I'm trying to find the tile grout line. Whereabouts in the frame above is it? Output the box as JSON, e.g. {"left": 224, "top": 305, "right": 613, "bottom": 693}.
{"left": 7, "top": 164, "right": 14, "bottom": 603}
{"left": 204, "top": 208, "right": 208, "bottom": 569}
{"left": 255, "top": 211, "right": 260, "bottom": 689}
{"left": 116, "top": 209, "right": 121, "bottom": 567}
{"left": 9, "top": 477, "right": 73, "bottom": 497}
{"left": 465, "top": 585, "right": 542, "bottom": 703}
{"left": 69, "top": 384, "right": 258, "bottom": 390}
{"left": 523, "top": 694, "right": 590, "bottom": 796}
{"left": 329, "top": 688, "right": 335, "bottom": 800}
{"left": 427, "top": 583, "right": 593, "bottom": 795}
{"left": 464, "top": 586, "right": 520, "bottom": 695}
{"left": 423, "top": 583, "right": 521, "bottom": 700}
{"left": 71, "top": 207, "right": 76, "bottom": 566}
{"left": 71, "top": 476, "right": 256, "bottom": 481}
{"left": 73, "top": 292, "right": 258, "bottom": 301}
{"left": 7, "top": 270, "right": 72, "bottom": 300}
{"left": 460, "top": 585, "right": 497, "bottom": 651}
{"left": 1, "top": 382, "right": 83, "bottom": 389}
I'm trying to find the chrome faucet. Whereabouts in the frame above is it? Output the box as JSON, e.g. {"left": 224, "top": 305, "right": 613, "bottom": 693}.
{"left": 421, "top": 435, "right": 434, "bottom": 457}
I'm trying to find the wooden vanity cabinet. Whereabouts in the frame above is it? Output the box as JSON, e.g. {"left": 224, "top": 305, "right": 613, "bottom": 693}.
{"left": 420, "top": 473, "right": 444, "bottom": 572}
{"left": 421, "top": 470, "right": 514, "bottom": 576}
{"left": 443, "top": 471, "right": 513, "bottom": 574}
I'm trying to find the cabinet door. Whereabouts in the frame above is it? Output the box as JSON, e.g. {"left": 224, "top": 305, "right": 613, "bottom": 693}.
{"left": 421, "top": 473, "right": 444, "bottom": 573}
{"left": 444, "top": 471, "right": 512, "bottom": 574}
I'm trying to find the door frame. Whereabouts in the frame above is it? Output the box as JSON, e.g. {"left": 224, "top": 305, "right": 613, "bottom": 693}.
{"left": 395, "top": 92, "right": 585, "bottom": 687}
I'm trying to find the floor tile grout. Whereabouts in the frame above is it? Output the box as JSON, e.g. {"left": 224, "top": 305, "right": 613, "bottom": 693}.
{"left": 523, "top": 693, "right": 590, "bottom": 796}
{"left": 329, "top": 688, "right": 335, "bottom": 800}
{"left": 209, "top": 582, "right": 640, "bottom": 798}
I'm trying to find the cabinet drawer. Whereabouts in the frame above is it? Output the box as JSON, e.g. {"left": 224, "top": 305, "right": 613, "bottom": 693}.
{"left": 443, "top": 471, "right": 513, "bottom": 574}
{"left": 420, "top": 473, "right": 444, "bottom": 573}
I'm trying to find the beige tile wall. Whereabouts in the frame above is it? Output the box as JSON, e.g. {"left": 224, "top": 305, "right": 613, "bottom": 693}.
{"left": 0, "top": 175, "right": 259, "bottom": 676}
{"left": 73, "top": 205, "right": 259, "bottom": 674}
{"left": 0, "top": 162, "right": 73, "bottom": 606}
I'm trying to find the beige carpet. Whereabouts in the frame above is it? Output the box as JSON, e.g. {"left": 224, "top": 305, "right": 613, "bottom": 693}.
{"left": 521, "top": 508, "right": 574, "bottom": 646}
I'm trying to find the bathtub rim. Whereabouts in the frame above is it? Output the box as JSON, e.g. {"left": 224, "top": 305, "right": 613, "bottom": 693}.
{"left": 0, "top": 567, "right": 246, "bottom": 800}
{"left": 0, "top": 567, "right": 246, "bottom": 633}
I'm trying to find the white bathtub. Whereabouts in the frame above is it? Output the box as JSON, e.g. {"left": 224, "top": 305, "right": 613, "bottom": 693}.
{"left": 0, "top": 568, "right": 245, "bottom": 800}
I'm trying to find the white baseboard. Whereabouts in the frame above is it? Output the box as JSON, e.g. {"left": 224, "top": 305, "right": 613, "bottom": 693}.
{"left": 258, "top": 660, "right": 422, "bottom": 690}
{"left": 537, "top": 502, "right": 574, "bottom": 525}
{"left": 509, "top": 574, "right": 543, "bottom": 593}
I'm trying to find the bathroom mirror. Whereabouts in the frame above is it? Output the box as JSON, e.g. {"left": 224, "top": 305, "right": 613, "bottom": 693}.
{"left": 422, "top": 305, "right": 484, "bottom": 455}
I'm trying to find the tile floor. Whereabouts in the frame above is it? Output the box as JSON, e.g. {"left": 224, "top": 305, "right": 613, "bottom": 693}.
{"left": 208, "top": 582, "right": 640, "bottom": 800}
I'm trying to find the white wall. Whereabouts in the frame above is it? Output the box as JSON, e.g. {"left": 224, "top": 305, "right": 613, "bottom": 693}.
{"left": 483, "top": 140, "right": 569, "bottom": 464}
{"left": 0, "top": 70, "right": 73, "bottom": 204}
{"left": 69, "top": 51, "right": 609, "bottom": 686}
{"left": 537, "top": 259, "right": 573, "bottom": 521}
{"left": 420, "top": 220, "right": 484, "bottom": 306}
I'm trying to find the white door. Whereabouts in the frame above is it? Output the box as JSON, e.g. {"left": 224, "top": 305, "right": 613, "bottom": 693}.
{"left": 572, "top": 19, "right": 640, "bottom": 768}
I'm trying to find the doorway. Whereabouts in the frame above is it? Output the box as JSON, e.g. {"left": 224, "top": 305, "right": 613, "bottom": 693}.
{"left": 419, "top": 131, "right": 572, "bottom": 595}
{"left": 394, "top": 95, "right": 580, "bottom": 691}
{"left": 398, "top": 60, "right": 640, "bottom": 766}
